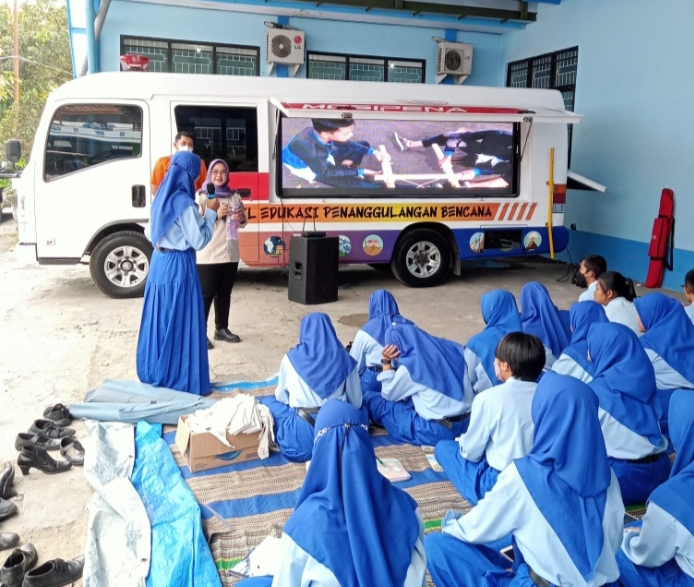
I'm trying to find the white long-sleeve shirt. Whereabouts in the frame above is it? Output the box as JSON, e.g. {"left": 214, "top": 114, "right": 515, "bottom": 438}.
{"left": 272, "top": 509, "right": 426, "bottom": 587}
{"left": 442, "top": 464, "right": 624, "bottom": 587}
{"left": 686, "top": 304, "right": 694, "bottom": 325}
{"left": 604, "top": 298, "right": 642, "bottom": 337}
{"left": 377, "top": 365, "right": 472, "bottom": 420}
{"left": 579, "top": 281, "right": 598, "bottom": 302}
{"left": 275, "top": 356, "right": 362, "bottom": 410}
{"left": 457, "top": 378, "right": 536, "bottom": 471}
{"left": 622, "top": 502, "right": 694, "bottom": 579}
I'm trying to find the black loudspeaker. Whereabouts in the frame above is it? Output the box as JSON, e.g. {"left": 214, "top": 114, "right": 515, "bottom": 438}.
{"left": 288, "top": 234, "right": 339, "bottom": 305}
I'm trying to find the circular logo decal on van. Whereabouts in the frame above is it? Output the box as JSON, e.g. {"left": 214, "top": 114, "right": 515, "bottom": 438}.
{"left": 363, "top": 234, "right": 383, "bottom": 257}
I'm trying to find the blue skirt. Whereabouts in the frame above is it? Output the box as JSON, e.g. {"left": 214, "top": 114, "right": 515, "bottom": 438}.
{"left": 136, "top": 248, "right": 210, "bottom": 396}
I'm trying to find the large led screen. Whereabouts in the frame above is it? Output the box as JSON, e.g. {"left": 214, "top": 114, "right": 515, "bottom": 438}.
{"left": 280, "top": 117, "right": 517, "bottom": 197}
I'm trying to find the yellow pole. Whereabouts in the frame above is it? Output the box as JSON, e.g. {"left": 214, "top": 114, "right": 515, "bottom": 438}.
{"left": 547, "top": 147, "right": 555, "bottom": 259}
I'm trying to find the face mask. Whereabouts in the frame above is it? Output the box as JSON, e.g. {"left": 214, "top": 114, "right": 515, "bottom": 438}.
{"left": 572, "top": 266, "right": 588, "bottom": 288}
{"left": 179, "top": 145, "right": 193, "bottom": 153}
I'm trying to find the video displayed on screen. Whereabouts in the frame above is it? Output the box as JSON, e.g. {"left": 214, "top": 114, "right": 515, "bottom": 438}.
{"left": 280, "top": 117, "right": 516, "bottom": 196}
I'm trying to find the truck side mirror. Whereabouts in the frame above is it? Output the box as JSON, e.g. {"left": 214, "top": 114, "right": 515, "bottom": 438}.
{"left": 5, "top": 140, "right": 21, "bottom": 164}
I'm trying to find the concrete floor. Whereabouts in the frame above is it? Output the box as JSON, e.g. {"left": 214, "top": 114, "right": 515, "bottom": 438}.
{"left": 0, "top": 212, "right": 682, "bottom": 575}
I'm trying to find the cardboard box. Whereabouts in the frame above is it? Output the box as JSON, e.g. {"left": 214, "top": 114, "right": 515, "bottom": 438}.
{"left": 175, "top": 415, "right": 261, "bottom": 473}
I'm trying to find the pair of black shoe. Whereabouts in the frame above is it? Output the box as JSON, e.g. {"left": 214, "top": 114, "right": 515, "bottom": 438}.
{"left": 16, "top": 406, "right": 83, "bottom": 476}
{"left": 0, "top": 463, "right": 19, "bottom": 552}
{"left": 207, "top": 328, "right": 241, "bottom": 349}
{"left": 0, "top": 544, "right": 84, "bottom": 587}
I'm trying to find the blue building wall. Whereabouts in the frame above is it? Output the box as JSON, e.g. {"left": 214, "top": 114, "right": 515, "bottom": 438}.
{"left": 99, "top": 0, "right": 504, "bottom": 85}
{"left": 499, "top": 0, "right": 694, "bottom": 289}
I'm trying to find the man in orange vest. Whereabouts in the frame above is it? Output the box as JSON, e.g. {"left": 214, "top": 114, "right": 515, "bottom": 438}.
{"left": 150, "top": 131, "right": 207, "bottom": 196}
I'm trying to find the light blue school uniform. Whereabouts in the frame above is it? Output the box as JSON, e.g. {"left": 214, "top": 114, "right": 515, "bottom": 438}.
{"left": 520, "top": 282, "right": 571, "bottom": 371}
{"left": 617, "top": 391, "right": 694, "bottom": 587}
{"left": 364, "top": 323, "right": 472, "bottom": 447}
{"left": 238, "top": 400, "right": 426, "bottom": 587}
{"left": 350, "top": 290, "right": 412, "bottom": 395}
{"left": 260, "top": 313, "right": 360, "bottom": 463}
{"left": 435, "top": 377, "right": 536, "bottom": 505}
{"left": 579, "top": 281, "right": 598, "bottom": 302}
{"left": 686, "top": 304, "right": 694, "bottom": 325}
{"left": 552, "top": 302, "right": 608, "bottom": 384}
{"left": 464, "top": 290, "right": 522, "bottom": 395}
{"left": 635, "top": 294, "right": 694, "bottom": 440}
{"left": 425, "top": 373, "right": 623, "bottom": 587}
{"left": 587, "top": 323, "right": 669, "bottom": 505}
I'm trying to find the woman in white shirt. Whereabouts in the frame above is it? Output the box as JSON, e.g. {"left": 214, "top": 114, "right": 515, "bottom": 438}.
{"left": 594, "top": 271, "right": 641, "bottom": 336}
{"left": 259, "top": 313, "right": 361, "bottom": 463}
{"left": 424, "top": 372, "right": 624, "bottom": 587}
{"left": 617, "top": 390, "right": 694, "bottom": 587}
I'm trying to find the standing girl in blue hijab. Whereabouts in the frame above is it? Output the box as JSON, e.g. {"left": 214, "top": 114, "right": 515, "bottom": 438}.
{"left": 464, "top": 290, "right": 522, "bottom": 394}
{"left": 519, "top": 282, "right": 571, "bottom": 370}
{"left": 136, "top": 151, "right": 218, "bottom": 396}
{"left": 635, "top": 293, "right": 694, "bottom": 440}
{"left": 424, "top": 372, "right": 623, "bottom": 587}
{"left": 259, "top": 313, "right": 361, "bottom": 462}
{"left": 363, "top": 323, "right": 473, "bottom": 446}
{"left": 552, "top": 301, "right": 608, "bottom": 383}
{"left": 617, "top": 391, "right": 694, "bottom": 587}
{"left": 237, "top": 400, "right": 426, "bottom": 587}
{"left": 587, "top": 322, "right": 669, "bottom": 505}
{"left": 349, "top": 290, "right": 412, "bottom": 395}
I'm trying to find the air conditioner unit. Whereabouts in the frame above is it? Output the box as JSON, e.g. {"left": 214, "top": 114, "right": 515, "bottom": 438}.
{"left": 436, "top": 41, "right": 473, "bottom": 85}
{"left": 267, "top": 28, "right": 305, "bottom": 77}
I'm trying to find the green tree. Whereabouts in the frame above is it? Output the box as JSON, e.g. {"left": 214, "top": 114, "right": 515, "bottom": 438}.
{"left": 0, "top": 0, "right": 72, "bottom": 157}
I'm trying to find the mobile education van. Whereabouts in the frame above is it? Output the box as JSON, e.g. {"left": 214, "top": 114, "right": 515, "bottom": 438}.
{"left": 9, "top": 72, "right": 604, "bottom": 298}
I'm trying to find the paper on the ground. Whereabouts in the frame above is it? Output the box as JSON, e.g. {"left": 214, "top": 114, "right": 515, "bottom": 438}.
{"left": 231, "top": 536, "right": 283, "bottom": 577}
{"left": 421, "top": 447, "right": 443, "bottom": 472}
{"left": 377, "top": 458, "right": 411, "bottom": 482}
{"left": 188, "top": 395, "right": 262, "bottom": 446}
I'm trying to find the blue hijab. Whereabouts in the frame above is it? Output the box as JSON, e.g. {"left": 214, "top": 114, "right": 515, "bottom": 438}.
{"left": 562, "top": 302, "right": 608, "bottom": 376}
{"left": 466, "top": 290, "right": 522, "bottom": 385}
{"left": 149, "top": 151, "right": 201, "bottom": 246}
{"left": 361, "top": 290, "right": 412, "bottom": 345}
{"left": 587, "top": 323, "right": 662, "bottom": 445}
{"left": 284, "top": 400, "right": 420, "bottom": 587}
{"left": 515, "top": 372, "right": 610, "bottom": 582}
{"left": 635, "top": 294, "right": 694, "bottom": 385}
{"left": 520, "top": 282, "right": 571, "bottom": 358}
{"left": 649, "top": 391, "right": 694, "bottom": 536}
{"left": 386, "top": 323, "right": 466, "bottom": 401}
{"left": 287, "top": 313, "right": 357, "bottom": 399}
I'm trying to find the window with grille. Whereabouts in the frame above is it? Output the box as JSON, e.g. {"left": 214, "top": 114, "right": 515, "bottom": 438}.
{"left": 121, "top": 37, "right": 259, "bottom": 76}
{"left": 307, "top": 52, "right": 424, "bottom": 83}
{"left": 506, "top": 47, "right": 578, "bottom": 163}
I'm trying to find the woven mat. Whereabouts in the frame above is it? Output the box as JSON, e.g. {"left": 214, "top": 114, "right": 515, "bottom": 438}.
{"left": 163, "top": 381, "right": 470, "bottom": 586}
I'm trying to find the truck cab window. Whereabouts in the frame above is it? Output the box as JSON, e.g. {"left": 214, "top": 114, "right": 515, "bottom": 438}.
{"left": 44, "top": 104, "right": 143, "bottom": 181}
{"left": 174, "top": 105, "right": 258, "bottom": 172}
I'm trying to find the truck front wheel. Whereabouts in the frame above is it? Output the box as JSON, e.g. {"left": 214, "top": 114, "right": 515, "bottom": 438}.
{"left": 89, "top": 231, "right": 152, "bottom": 298}
{"left": 391, "top": 228, "right": 451, "bottom": 288}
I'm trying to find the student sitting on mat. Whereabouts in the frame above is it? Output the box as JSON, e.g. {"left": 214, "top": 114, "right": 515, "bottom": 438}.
{"left": 424, "top": 372, "right": 624, "bottom": 587}
{"left": 574, "top": 254, "right": 607, "bottom": 302}
{"left": 259, "top": 313, "right": 361, "bottom": 463}
{"left": 519, "top": 282, "right": 571, "bottom": 371}
{"left": 587, "top": 322, "right": 670, "bottom": 505}
{"left": 617, "top": 390, "right": 694, "bottom": 587}
{"left": 237, "top": 399, "right": 427, "bottom": 587}
{"left": 594, "top": 271, "right": 641, "bottom": 336}
{"left": 551, "top": 301, "right": 608, "bottom": 384}
{"left": 464, "top": 290, "right": 523, "bottom": 395}
{"left": 634, "top": 293, "right": 694, "bottom": 441}
{"left": 435, "top": 332, "right": 545, "bottom": 506}
{"left": 363, "top": 323, "right": 473, "bottom": 447}
{"left": 349, "top": 289, "right": 413, "bottom": 395}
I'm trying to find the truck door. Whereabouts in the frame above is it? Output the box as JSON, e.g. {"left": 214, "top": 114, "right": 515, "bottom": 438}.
{"left": 34, "top": 101, "right": 150, "bottom": 261}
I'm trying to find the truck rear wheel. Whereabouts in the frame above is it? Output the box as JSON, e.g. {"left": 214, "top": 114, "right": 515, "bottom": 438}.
{"left": 89, "top": 231, "right": 152, "bottom": 298}
{"left": 391, "top": 228, "right": 451, "bottom": 288}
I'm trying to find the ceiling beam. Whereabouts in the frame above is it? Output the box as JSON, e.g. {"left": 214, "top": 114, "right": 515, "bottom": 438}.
{"left": 287, "top": 0, "right": 537, "bottom": 22}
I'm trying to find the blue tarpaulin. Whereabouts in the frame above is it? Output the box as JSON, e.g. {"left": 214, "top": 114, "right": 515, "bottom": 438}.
{"left": 131, "top": 421, "right": 222, "bottom": 587}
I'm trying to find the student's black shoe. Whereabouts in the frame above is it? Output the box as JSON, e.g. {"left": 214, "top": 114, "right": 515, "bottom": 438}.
{"left": 22, "top": 555, "right": 85, "bottom": 587}
{"left": 0, "top": 544, "right": 37, "bottom": 587}
{"left": 207, "top": 338, "right": 214, "bottom": 350}
{"left": 27, "top": 421, "right": 74, "bottom": 440}
{"left": 391, "top": 131, "right": 407, "bottom": 151}
{"left": 0, "top": 463, "right": 16, "bottom": 500}
{"left": 17, "top": 447, "right": 71, "bottom": 476}
{"left": 15, "top": 434, "right": 61, "bottom": 453}
{"left": 0, "top": 499, "right": 17, "bottom": 522}
{"left": 214, "top": 329, "right": 241, "bottom": 343}
{"left": 59, "top": 438, "right": 85, "bottom": 467}
{"left": 0, "top": 532, "right": 20, "bottom": 551}
{"left": 42, "top": 405, "right": 72, "bottom": 427}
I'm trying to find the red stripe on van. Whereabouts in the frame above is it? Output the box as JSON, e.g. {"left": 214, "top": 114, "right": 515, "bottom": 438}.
{"left": 518, "top": 203, "right": 528, "bottom": 220}
{"left": 498, "top": 203, "right": 509, "bottom": 221}
{"left": 509, "top": 203, "right": 519, "bottom": 221}
{"left": 526, "top": 203, "right": 537, "bottom": 221}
